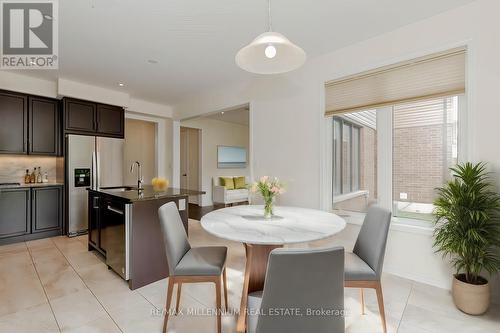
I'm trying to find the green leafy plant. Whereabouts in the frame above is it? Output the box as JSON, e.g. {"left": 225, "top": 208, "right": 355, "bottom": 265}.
{"left": 433, "top": 162, "right": 500, "bottom": 285}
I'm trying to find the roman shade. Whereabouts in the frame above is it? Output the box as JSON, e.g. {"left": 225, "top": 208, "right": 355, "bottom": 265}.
{"left": 325, "top": 47, "right": 466, "bottom": 116}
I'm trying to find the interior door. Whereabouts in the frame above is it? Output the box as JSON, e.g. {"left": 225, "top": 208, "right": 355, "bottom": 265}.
{"left": 187, "top": 128, "right": 200, "bottom": 204}
{"left": 180, "top": 127, "right": 189, "bottom": 189}
{"left": 180, "top": 127, "right": 200, "bottom": 204}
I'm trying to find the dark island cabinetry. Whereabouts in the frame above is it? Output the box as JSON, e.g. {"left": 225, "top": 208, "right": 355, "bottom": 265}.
{"left": 87, "top": 186, "right": 203, "bottom": 290}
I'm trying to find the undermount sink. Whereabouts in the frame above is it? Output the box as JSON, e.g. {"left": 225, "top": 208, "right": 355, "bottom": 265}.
{"left": 100, "top": 186, "right": 138, "bottom": 192}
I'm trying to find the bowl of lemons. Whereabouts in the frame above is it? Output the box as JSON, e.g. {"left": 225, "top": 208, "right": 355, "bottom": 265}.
{"left": 152, "top": 177, "right": 169, "bottom": 192}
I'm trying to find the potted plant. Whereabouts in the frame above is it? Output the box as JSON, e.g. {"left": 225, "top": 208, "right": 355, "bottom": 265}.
{"left": 433, "top": 162, "right": 500, "bottom": 315}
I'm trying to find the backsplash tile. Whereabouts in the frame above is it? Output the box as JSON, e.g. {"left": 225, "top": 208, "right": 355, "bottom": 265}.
{"left": 0, "top": 155, "right": 62, "bottom": 183}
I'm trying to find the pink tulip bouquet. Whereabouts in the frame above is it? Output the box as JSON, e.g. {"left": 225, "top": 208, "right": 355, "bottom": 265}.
{"left": 251, "top": 176, "right": 285, "bottom": 219}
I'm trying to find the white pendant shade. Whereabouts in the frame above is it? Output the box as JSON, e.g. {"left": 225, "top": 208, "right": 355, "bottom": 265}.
{"left": 235, "top": 31, "right": 306, "bottom": 74}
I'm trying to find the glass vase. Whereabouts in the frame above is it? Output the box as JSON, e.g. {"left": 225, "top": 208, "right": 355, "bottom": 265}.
{"left": 264, "top": 197, "right": 274, "bottom": 219}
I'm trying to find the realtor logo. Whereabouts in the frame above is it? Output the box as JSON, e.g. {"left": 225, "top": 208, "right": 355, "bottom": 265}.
{"left": 1, "top": 0, "right": 58, "bottom": 69}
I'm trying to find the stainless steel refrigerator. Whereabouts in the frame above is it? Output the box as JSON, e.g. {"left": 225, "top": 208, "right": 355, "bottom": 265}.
{"left": 67, "top": 135, "right": 124, "bottom": 236}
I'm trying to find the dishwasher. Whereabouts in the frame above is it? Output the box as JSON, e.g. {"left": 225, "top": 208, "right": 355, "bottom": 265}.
{"left": 101, "top": 199, "right": 131, "bottom": 280}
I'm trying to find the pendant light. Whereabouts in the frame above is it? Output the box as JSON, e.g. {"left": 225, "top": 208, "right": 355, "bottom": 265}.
{"left": 235, "top": 0, "right": 306, "bottom": 74}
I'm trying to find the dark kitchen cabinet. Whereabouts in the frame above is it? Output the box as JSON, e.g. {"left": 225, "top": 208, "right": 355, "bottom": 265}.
{"left": 0, "top": 91, "right": 28, "bottom": 154}
{"left": 0, "top": 185, "right": 63, "bottom": 245}
{"left": 88, "top": 191, "right": 126, "bottom": 257}
{"left": 32, "top": 186, "right": 62, "bottom": 233}
{"left": 0, "top": 90, "right": 61, "bottom": 156}
{"left": 0, "top": 188, "right": 30, "bottom": 239}
{"left": 63, "top": 98, "right": 124, "bottom": 138}
{"left": 64, "top": 98, "right": 96, "bottom": 134}
{"left": 96, "top": 104, "right": 124, "bottom": 138}
{"left": 29, "top": 96, "right": 61, "bottom": 156}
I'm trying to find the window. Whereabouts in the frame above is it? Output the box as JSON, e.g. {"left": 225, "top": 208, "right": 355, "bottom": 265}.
{"left": 332, "top": 113, "right": 377, "bottom": 213}
{"left": 392, "top": 96, "right": 459, "bottom": 221}
{"left": 331, "top": 95, "right": 462, "bottom": 223}
{"left": 333, "top": 118, "right": 360, "bottom": 195}
{"left": 326, "top": 48, "right": 465, "bottom": 224}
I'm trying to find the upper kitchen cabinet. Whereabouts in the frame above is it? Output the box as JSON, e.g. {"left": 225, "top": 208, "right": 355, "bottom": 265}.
{"left": 63, "top": 98, "right": 124, "bottom": 138}
{"left": 96, "top": 104, "right": 124, "bottom": 138}
{"left": 0, "top": 90, "right": 61, "bottom": 156}
{"left": 0, "top": 90, "right": 28, "bottom": 154}
{"left": 64, "top": 98, "right": 96, "bottom": 134}
{"left": 29, "top": 96, "right": 61, "bottom": 156}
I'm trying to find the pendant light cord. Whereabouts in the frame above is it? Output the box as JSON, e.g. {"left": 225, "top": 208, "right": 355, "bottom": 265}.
{"left": 268, "top": 0, "right": 273, "bottom": 31}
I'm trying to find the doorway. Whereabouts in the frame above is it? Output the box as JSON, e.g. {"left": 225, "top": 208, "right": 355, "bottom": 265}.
{"left": 180, "top": 126, "right": 201, "bottom": 204}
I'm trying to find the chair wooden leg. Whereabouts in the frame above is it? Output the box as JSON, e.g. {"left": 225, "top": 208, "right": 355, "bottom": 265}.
{"left": 360, "top": 288, "right": 365, "bottom": 315}
{"left": 176, "top": 282, "right": 182, "bottom": 314}
{"left": 223, "top": 268, "right": 228, "bottom": 310}
{"left": 163, "top": 278, "right": 175, "bottom": 333}
{"left": 375, "top": 282, "right": 387, "bottom": 333}
{"left": 215, "top": 279, "right": 222, "bottom": 333}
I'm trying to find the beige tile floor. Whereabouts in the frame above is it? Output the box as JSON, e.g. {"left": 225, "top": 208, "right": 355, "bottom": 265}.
{"left": 0, "top": 219, "right": 499, "bottom": 333}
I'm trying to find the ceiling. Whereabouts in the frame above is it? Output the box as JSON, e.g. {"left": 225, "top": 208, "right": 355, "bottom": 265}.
{"left": 204, "top": 107, "right": 249, "bottom": 126}
{"left": 17, "top": 0, "right": 475, "bottom": 105}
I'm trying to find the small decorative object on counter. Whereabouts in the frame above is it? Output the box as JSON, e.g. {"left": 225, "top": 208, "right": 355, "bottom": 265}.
{"left": 24, "top": 169, "right": 30, "bottom": 184}
{"left": 43, "top": 172, "right": 49, "bottom": 183}
{"left": 152, "top": 177, "right": 169, "bottom": 192}
{"left": 36, "top": 167, "right": 43, "bottom": 183}
{"left": 30, "top": 168, "right": 36, "bottom": 183}
{"left": 251, "top": 176, "right": 285, "bottom": 219}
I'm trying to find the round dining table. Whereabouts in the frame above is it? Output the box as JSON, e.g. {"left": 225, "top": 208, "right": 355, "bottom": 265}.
{"left": 200, "top": 205, "right": 346, "bottom": 333}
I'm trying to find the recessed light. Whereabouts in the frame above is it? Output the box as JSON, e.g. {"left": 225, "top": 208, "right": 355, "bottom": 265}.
{"left": 147, "top": 59, "right": 158, "bottom": 64}
{"left": 118, "top": 83, "right": 124, "bottom": 87}
{"left": 221, "top": 112, "right": 224, "bottom": 115}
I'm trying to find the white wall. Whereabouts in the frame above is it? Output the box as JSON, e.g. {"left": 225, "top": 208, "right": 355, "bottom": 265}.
{"left": 173, "top": 0, "right": 500, "bottom": 298}
{"left": 180, "top": 117, "right": 250, "bottom": 206}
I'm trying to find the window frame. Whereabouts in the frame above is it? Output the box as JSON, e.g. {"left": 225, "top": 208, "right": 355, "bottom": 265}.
{"left": 332, "top": 116, "right": 361, "bottom": 196}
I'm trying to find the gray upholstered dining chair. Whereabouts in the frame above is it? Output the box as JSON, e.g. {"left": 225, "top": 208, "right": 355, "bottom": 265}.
{"left": 158, "top": 202, "right": 228, "bottom": 333}
{"left": 246, "top": 247, "right": 345, "bottom": 333}
{"left": 344, "top": 205, "right": 392, "bottom": 333}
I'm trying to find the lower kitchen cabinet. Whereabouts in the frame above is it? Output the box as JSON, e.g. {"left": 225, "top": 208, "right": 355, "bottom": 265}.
{"left": 0, "top": 188, "right": 30, "bottom": 239}
{"left": 88, "top": 191, "right": 126, "bottom": 256}
{"left": 32, "top": 186, "right": 62, "bottom": 233}
{"left": 0, "top": 185, "right": 63, "bottom": 244}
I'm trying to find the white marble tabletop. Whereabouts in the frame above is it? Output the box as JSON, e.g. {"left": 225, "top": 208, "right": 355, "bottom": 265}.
{"left": 200, "top": 205, "right": 346, "bottom": 245}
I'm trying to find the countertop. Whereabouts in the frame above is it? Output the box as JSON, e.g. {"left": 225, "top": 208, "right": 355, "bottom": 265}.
{"left": 88, "top": 185, "right": 205, "bottom": 203}
{"left": 0, "top": 182, "right": 64, "bottom": 189}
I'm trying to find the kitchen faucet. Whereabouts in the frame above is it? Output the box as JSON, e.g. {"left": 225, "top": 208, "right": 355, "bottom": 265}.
{"left": 130, "top": 161, "right": 144, "bottom": 190}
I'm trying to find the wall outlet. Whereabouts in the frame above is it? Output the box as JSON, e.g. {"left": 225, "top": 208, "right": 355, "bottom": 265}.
{"left": 399, "top": 192, "right": 408, "bottom": 200}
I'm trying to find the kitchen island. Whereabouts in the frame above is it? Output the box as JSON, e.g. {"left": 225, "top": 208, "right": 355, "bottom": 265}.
{"left": 87, "top": 186, "right": 205, "bottom": 289}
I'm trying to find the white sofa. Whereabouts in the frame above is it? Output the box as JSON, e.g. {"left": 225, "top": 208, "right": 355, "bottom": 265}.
{"left": 212, "top": 176, "right": 250, "bottom": 205}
